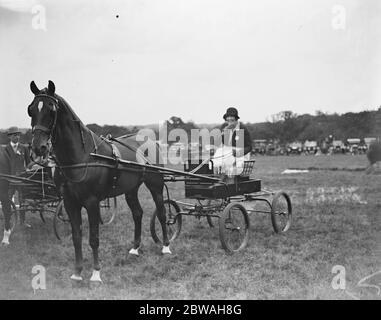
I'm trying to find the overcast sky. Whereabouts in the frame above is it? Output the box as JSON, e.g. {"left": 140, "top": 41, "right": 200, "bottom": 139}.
{"left": 0, "top": 0, "right": 380, "bottom": 129}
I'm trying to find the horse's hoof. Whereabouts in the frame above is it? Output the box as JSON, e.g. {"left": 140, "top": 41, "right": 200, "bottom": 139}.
{"left": 90, "top": 270, "right": 102, "bottom": 283}
{"left": 162, "top": 246, "right": 172, "bottom": 255}
{"left": 70, "top": 274, "right": 83, "bottom": 281}
{"left": 2, "top": 230, "right": 11, "bottom": 246}
{"left": 129, "top": 247, "right": 140, "bottom": 256}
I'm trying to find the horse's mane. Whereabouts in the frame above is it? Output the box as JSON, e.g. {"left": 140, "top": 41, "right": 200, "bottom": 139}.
{"left": 40, "top": 88, "right": 91, "bottom": 135}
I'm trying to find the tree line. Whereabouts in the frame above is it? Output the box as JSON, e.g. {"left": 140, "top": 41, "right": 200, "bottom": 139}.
{"left": 246, "top": 108, "right": 381, "bottom": 143}
{"left": 1, "top": 108, "right": 380, "bottom": 146}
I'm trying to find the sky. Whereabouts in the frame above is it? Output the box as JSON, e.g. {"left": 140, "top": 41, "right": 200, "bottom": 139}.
{"left": 0, "top": 0, "right": 380, "bottom": 129}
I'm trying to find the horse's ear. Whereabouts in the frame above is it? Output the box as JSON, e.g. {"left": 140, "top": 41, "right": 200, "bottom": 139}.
{"left": 30, "top": 81, "right": 40, "bottom": 95}
{"left": 47, "top": 80, "right": 55, "bottom": 95}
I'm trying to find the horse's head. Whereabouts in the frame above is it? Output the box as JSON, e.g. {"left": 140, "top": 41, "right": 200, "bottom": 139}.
{"left": 28, "top": 80, "right": 59, "bottom": 158}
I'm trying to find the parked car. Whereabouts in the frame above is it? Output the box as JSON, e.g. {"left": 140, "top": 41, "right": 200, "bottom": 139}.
{"left": 303, "top": 140, "right": 318, "bottom": 155}
{"left": 287, "top": 142, "right": 303, "bottom": 155}
{"left": 332, "top": 140, "right": 346, "bottom": 154}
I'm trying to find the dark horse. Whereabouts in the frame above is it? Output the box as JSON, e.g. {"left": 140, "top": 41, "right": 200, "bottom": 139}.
{"left": 0, "top": 147, "right": 13, "bottom": 245}
{"left": 28, "top": 80, "right": 170, "bottom": 283}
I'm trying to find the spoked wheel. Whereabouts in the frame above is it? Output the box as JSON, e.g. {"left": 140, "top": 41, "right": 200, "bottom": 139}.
{"left": 219, "top": 203, "right": 250, "bottom": 254}
{"left": 100, "top": 197, "right": 117, "bottom": 225}
{"left": 271, "top": 192, "right": 292, "bottom": 233}
{"left": 150, "top": 199, "right": 182, "bottom": 244}
{"left": 198, "top": 199, "right": 214, "bottom": 228}
{"left": 53, "top": 200, "right": 71, "bottom": 240}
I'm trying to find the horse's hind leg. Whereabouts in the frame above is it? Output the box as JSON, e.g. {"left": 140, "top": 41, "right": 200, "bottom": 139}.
{"left": 146, "top": 181, "right": 171, "bottom": 254}
{"left": 84, "top": 196, "right": 102, "bottom": 283}
{"left": 125, "top": 187, "right": 143, "bottom": 255}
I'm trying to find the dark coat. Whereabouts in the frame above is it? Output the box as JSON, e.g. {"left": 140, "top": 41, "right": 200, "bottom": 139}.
{"left": 220, "top": 122, "right": 252, "bottom": 155}
{"left": 4, "top": 143, "right": 31, "bottom": 175}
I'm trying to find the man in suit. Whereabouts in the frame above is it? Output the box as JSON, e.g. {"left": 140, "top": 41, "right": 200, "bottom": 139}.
{"left": 6, "top": 127, "right": 31, "bottom": 175}
{"left": 5, "top": 127, "right": 32, "bottom": 227}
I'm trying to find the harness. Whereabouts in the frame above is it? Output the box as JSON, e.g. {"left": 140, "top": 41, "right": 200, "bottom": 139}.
{"left": 99, "top": 135, "right": 122, "bottom": 190}
{"left": 106, "top": 135, "right": 152, "bottom": 183}
{"left": 30, "top": 94, "right": 59, "bottom": 143}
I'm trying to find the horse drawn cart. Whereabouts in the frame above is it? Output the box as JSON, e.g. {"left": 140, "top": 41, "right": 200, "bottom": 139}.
{"left": 89, "top": 153, "right": 293, "bottom": 254}
{"left": 0, "top": 168, "right": 117, "bottom": 239}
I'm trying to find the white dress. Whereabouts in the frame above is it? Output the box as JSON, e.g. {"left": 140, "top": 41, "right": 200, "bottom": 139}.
{"left": 212, "top": 145, "right": 250, "bottom": 176}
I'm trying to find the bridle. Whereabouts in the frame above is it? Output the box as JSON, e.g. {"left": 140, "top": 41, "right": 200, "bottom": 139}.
{"left": 30, "top": 94, "right": 59, "bottom": 144}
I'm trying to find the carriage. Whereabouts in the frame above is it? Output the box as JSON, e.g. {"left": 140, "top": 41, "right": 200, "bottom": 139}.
{"left": 150, "top": 159, "right": 292, "bottom": 254}
{"left": 0, "top": 168, "right": 117, "bottom": 239}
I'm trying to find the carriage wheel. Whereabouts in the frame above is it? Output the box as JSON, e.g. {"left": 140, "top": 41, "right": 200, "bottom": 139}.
{"left": 100, "top": 197, "right": 117, "bottom": 225}
{"left": 150, "top": 199, "right": 182, "bottom": 244}
{"left": 271, "top": 192, "right": 292, "bottom": 233}
{"left": 219, "top": 203, "right": 250, "bottom": 254}
{"left": 53, "top": 200, "right": 71, "bottom": 240}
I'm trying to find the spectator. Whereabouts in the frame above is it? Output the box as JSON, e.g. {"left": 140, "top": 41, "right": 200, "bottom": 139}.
{"left": 5, "top": 127, "right": 32, "bottom": 227}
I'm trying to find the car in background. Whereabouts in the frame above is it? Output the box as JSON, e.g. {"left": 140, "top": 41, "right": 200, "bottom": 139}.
{"left": 332, "top": 140, "right": 346, "bottom": 154}
{"left": 252, "top": 139, "right": 267, "bottom": 155}
{"left": 303, "top": 140, "right": 318, "bottom": 155}
{"left": 347, "top": 138, "right": 361, "bottom": 155}
{"left": 287, "top": 141, "right": 303, "bottom": 155}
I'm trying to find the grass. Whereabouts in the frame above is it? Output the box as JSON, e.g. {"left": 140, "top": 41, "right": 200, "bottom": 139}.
{"left": 0, "top": 154, "right": 380, "bottom": 300}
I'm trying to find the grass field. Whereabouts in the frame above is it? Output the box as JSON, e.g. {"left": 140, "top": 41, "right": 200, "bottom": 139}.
{"left": 0, "top": 154, "right": 380, "bottom": 300}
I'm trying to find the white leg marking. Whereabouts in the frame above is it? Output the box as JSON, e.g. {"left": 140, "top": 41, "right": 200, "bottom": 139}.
{"left": 70, "top": 274, "right": 83, "bottom": 281}
{"left": 90, "top": 270, "right": 102, "bottom": 282}
{"left": 1, "top": 229, "right": 11, "bottom": 245}
{"left": 129, "top": 247, "right": 139, "bottom": 256}
{"left": 162, "top": 245, "right": 172, "bottom": 254}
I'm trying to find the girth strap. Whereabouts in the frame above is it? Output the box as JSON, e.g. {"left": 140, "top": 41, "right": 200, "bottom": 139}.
{"left": 107, "top": 134, "right": 148, "bottom": 183}
{"left": 110, "top": 142, "right": 121, "bottom": 190}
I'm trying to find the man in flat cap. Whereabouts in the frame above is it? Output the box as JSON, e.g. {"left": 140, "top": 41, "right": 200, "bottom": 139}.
{"left": 5, "top": 127, "right": 32, "bottom": 227}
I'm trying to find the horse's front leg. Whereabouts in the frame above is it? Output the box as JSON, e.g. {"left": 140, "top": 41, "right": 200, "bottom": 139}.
{"left": 64, "top": 197, "right": 83, "bottom": 281}
{"left": 84, "top": 196, "right": 102, "bottom": 283}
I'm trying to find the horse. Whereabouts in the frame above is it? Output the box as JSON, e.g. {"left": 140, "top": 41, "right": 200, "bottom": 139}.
{"left": 27, "top": 80, "right": 170, "bottom": 283}
{"left": 0, "top": 146, "right": 13, "bottom": 245}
